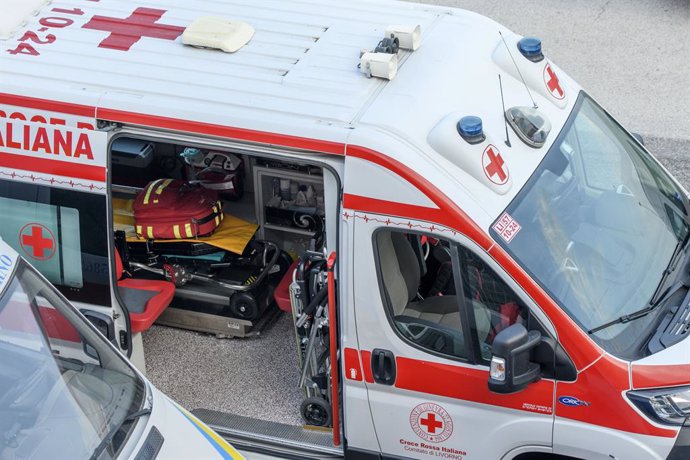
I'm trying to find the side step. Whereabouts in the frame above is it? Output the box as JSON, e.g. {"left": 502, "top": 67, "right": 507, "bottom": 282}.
{"left": 192, "top": 409, "right": 343, "bottom": 459}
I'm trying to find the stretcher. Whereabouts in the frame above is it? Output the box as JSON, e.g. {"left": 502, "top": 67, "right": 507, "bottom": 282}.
{"left": 113, "top": 198, "right": 290, "bottom": 335}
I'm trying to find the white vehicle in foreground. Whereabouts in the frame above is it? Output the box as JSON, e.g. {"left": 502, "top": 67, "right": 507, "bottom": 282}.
{"left": 0, "top": 239, "right": 243, "bottom": 460}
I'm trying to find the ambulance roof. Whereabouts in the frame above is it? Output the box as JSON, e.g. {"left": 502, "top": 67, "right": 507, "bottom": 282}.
{"left": 0, "top": 0, "right": 581, "bottom": 228}
{"left": 0, "top": 0, "right": 448, "bottom": 131}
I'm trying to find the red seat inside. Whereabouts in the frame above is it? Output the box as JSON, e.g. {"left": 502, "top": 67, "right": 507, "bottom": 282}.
{"left": 115, "top": 249, "right": 175, "bottom": 333}
{"left": 275, "top": 260, "right": 298, "bottom": 312}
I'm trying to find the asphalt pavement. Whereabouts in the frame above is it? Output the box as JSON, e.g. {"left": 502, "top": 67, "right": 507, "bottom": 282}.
{"left": 407, "top": 0, "right": 690, "bottom": 186}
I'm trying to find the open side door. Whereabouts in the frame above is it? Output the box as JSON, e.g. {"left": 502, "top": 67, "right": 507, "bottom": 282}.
{"left": 0, "top": 116, "right": 128, "bottom": 352}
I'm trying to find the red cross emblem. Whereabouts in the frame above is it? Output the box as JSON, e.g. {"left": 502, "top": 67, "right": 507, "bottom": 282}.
{"left": 482, "top": 144, "right": 509, "bottom": 185}
{"left": 82, "top": 7, "right": 185, "bottom": 51}
{"left": 409, "top": 402, "right": 454, "bottom": 443}
{"left": 19, "top": 223, "right": 56, "bottom": 261}
{"left": 420, "top": 413, "right": 443, "bottom": 434}
{"left": 544, "top": 63, "right": 565, "bottom": 100}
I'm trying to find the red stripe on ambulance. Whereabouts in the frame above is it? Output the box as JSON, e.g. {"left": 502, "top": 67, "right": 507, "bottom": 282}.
{"left": 632, "top": 364, "right": 690, "bottom": 389}
{"left": 0, "top": 93, "right": 95, "bottom": 118}
{"left": 557, "top": 355, "right": 678, "bottom": 438}
{"left": 96, "top": 108, "right": 347, "bottom": 156}
{"left": 358, "top": 350, "right": 677, "bottom": 438}
{"left": 344, "top": 347, "right": 363, "bottom": 381}
{"left": 0, "top": 151, "right": 105, "bottom": 182}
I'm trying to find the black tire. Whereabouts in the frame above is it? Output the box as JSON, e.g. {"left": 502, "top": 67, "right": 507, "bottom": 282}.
{"left": 229, "top": 292, "right": 259, "bottom": 320}
{"left": 300, "top": 397, "right": 332, "bottom": 427}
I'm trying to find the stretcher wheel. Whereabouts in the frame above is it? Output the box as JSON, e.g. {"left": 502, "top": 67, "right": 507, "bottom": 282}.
{"left": 229, "top": 292, "right": 259, "bottom": 320}
{"left": 300, "top": 397, "right": 332, "bottom": 427}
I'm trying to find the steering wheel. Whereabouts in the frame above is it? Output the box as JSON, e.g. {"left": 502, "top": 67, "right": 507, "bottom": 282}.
{"left": 395, "top": 315, "right": 464, "bottom": 355}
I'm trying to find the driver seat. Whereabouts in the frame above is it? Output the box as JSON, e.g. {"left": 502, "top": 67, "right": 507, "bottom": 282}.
{"left": 376, "top": 231, "right": 491, "bottom": 340}
{"left": 114, "top": 249, "right": 175, "bottom": 333}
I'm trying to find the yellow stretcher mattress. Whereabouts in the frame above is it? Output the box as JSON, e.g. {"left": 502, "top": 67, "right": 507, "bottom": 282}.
{"left": 113, "top": 198, "right": 258, "bottom": 255}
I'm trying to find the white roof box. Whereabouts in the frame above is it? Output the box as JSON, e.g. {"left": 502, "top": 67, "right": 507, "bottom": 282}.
{"left": 182, "top": 17, "right": 254, "bottom": 53}
{"left": 0, "top": 0, "right": 50, "bottom": 39}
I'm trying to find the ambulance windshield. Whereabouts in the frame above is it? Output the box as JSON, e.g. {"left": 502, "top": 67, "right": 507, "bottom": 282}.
{"left": 492, "top": 93, "right": 690, "bottom": 356}
{"left": 0, "top": 261, "right": 146, "bottom": 460}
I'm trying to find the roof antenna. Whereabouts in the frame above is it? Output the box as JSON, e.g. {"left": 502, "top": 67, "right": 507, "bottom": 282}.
{"left": 499, "top": 31, "right": 538, "bottom": 109}
{"left": 498, "top": 74, "right": 511, "bottom": 148}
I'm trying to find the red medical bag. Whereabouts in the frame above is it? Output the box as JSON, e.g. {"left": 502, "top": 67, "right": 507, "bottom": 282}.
{"left": 133, "top": 179, "right": 223, "bottom": 239}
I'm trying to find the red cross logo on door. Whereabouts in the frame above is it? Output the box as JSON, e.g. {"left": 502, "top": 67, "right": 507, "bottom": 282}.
{"left": 82, "top": 7, "right": 185, "bottom": 51}
{"left": 420, "top": 413, "right": 443, "bottom": 434}
{"left": 544, "top": 63, "right": 565, "bottom": 100}
{"left": 482, "top": 144, "right": 509, "bottom": 185}
{"left": 409, "top": 403, "right": 454, "bottom": 443}
{"left": 19, "top": 223, "right": 56, "bottom": 261}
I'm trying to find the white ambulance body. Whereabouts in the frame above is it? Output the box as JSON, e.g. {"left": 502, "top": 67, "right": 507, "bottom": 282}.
{"left": 1, "top": 0, "right": 689, "bottom": 459}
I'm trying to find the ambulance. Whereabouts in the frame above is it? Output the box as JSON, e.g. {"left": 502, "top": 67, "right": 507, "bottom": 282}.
{"left": 0, "top": 238, "right": 244, "bottom": 459}
{"left": 0, "top": 0, "right": 689, "bottom": 459}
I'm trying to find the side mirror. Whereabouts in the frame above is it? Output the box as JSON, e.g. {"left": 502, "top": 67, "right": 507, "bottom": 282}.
{"left": 488, "top": 324, "right": 541, "bottom": 394}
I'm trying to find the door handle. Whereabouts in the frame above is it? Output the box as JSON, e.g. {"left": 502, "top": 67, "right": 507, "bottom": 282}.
{"left": 371, "top": 348, "right": 396, "bottom": 385}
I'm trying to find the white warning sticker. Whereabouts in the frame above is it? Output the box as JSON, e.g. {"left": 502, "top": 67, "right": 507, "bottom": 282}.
{"left": 493, "top": 212, "right": 521, "bottom": 243}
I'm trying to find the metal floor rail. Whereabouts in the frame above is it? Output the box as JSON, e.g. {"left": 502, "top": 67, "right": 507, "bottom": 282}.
{"left": 192, "top": 409, "right": 343, "bottom": 459}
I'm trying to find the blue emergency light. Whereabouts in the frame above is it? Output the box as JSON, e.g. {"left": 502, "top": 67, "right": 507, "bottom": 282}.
{"left": 457, "top": 116, "right": 485, "bottom": 144}
{"left": 518, "top": 37, "right": 544, "bottom": 62}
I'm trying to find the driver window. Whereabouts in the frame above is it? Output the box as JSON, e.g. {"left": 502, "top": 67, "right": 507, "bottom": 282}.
{"left": 455, "top": 245, "right": 528, "bottom": 361}
{"left": 375, "top": 230, "right": 528, "bottom": 362}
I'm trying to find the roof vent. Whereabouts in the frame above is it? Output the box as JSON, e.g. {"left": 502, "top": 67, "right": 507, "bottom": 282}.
{"left": 182, "top": 17, "right": 254, "bottom": 53}
{"left": 0, "top": 0, "right": 50, "bottom": 40}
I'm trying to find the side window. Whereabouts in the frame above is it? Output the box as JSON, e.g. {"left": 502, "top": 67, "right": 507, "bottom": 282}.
{"left": 375, "top": 230, "right": 528, "bottom": 362}
{"left": 455, "top": 245, "right": 528, "bottom": 362}
{"left": 0, "top": 179, "right": 111, "bottom": 306}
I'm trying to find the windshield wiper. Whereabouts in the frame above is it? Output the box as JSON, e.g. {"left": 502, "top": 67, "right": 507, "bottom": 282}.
{"left": 589, "top": 280, "right": 689, "bottom": 335}
{"left": 650, "top": 228, "right": 690, "bottom": 306}
{"left": 89, "top": 408, "right": 151, "bottom": 460}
